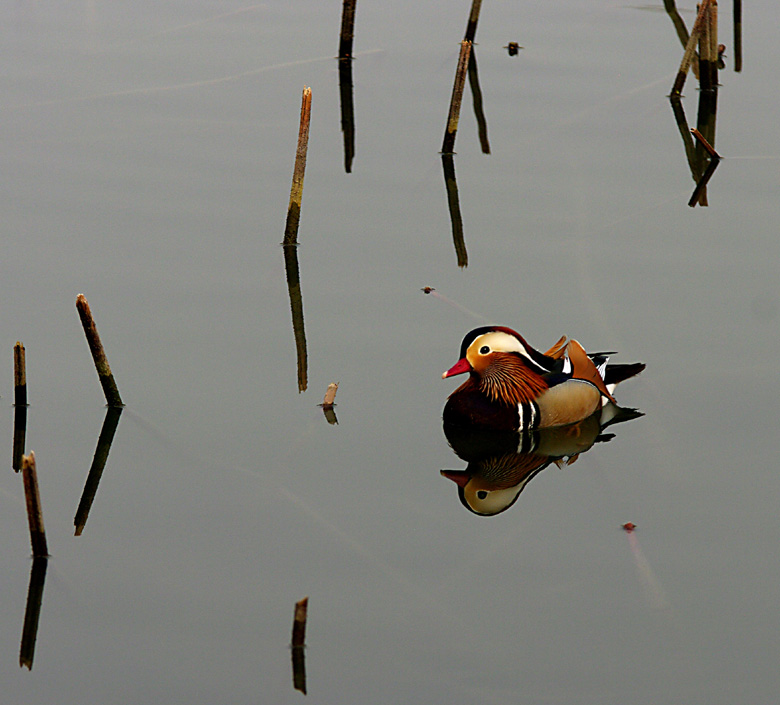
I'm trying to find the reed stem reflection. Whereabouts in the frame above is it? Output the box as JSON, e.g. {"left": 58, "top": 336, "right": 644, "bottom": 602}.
{"left": 19, "top": 556, "right": 48, "bottom": 670}
{"left": 441, "top": 154, "right": 468, "bottom": 268}
{"left": 338, "top": 57, "right": 355, "bottom": 173}
{"left": 669, "top": 88, "right": 719, "bottom": 207}
{"left": 283, "top": 244, "right": 308, "bottom": 392}
{"left": 74, "top": 405, "right": 123, "bottom": 535}
{"left": 467, "top": 50, "right": 490, "bottom": 155}
{"left": 666, "top": 0, "right": 721, "bottom": 207}
{"left": 663, "top": 0, "right": 700, "bottom": 79}
{"left": 463, "top": 0, "right": 482, "bottom": 43}
{"left": 733, "top": 0, "right": 742, "bottom": 72}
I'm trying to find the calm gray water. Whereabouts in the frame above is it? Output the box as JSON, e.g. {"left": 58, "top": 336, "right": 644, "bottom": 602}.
{"left": 2, "top": 1, "right": 779, "bottom": 703}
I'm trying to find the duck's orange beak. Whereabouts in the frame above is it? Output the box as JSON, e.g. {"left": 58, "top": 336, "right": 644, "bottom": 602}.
{"left": 440, "top": 469, "right": 470, "bottom": 487}
{"left": 442, "top": 358, "right": 471, "bottom": 379}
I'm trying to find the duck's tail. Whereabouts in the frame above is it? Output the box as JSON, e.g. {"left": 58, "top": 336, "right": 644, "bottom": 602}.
{"left": 603, "top": 362, "right": 646, "bottom": 394}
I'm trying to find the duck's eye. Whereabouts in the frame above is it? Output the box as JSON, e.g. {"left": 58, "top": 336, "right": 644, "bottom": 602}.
{"left": 479, "top": 346, "right": 490, "bottom": 355}
{"left": 476, "top": 490, "right": 488, "bottom": 500}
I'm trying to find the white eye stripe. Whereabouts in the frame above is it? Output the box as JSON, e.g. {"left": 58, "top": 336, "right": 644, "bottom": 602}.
{"left": 466, "top": 330, "right": 556, "bottom": 376}
{"left": 470, "top": 332, "right": 525, "bottom": 355}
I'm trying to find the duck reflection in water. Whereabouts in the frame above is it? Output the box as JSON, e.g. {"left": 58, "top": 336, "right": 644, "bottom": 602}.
{"left": 442, "top": 405, "right": 642, "bottom": 516}
{"left": 440, "top": 325, "right": 644, "bottom": 515}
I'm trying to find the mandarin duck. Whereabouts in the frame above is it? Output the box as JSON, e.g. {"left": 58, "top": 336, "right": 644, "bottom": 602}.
{"left": 442, "top": 326, "right": 644, "bottom": 432}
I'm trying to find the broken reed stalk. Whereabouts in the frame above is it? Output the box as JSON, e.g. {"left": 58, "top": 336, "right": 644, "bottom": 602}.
{"left": 690, "top": 128, "right": 720, "bottom": 159}
{"left": 290, "top": 594, "right": 309, "bottom": 692}
{"left": 13, "top": 342, "right": 28, "bottom": 471}
{"left": 13, "top": 405, "right": 27, "bottom": 472}
{"left": 292, "top": 597, "right": 308, "bottom": 647}
{"left": 21, "top": 452, "right": 48, "bottom": 558}
{"left": 442, "top": 40, "right": 472, "bottom": 154}
{"left": 688, "top": 124, "right": 720, "bottom": 208}
{"left": 283, "top": 87, "right": 312, "bottom": 246}
{"left": 698, "top": 0, "right": 715, "bottom": 90}
{"left": 707, "top": 0, "right": 719, "bottom": 87}
{"left": 670, "top": 0, "right": 712, "bottom": 96}
{"left": 733, "top": 0, "right": 742, "bottom": 72}
{"left": 464, "top": 0, "right": 482, "bottom": 42}
{"left": 291, "top": 643, "right": 306, "bottom": 694}
{"left": 338, "top": 0, "right": 358, "bottom": 59}
{"left": 76, "top": 295, "right": 123, "bottom": 407}
{"left": 14, "top": 342, "right": 27, "bottom": 407}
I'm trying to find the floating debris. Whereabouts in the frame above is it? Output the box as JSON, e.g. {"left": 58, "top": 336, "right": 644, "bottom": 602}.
{"left": 319, "top": 384, "right": 339, "bottom": 424}
{"left": 321, "top": 382, "right": 339, "bottom": 408}
{"left": 624, "top": 524, "right": 671, "bottom": 610}
{"left": 292, "top": 596, "right": 308, "bottom": 647}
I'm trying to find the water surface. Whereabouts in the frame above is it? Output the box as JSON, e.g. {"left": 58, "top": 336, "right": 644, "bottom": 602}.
{"left": 2, "top": 2, "right": 779, "bottom": 703}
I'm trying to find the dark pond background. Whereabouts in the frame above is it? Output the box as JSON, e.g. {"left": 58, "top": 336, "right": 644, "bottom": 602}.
{"left": 2, "top": 1, "right": 779, "bottom": 703}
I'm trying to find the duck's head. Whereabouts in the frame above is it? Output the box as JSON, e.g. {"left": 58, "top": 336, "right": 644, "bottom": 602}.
{"left": 441, "top": 469, "right": 526, "bottom": 516}
{"left": 441, "top": 452, "right": 549, "bottom": 516}
{"left": 442, "top": 326, "right": 540, "bottom": 377}
{"left": 442, "top": 326, "right": 553, "bottom": 403}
